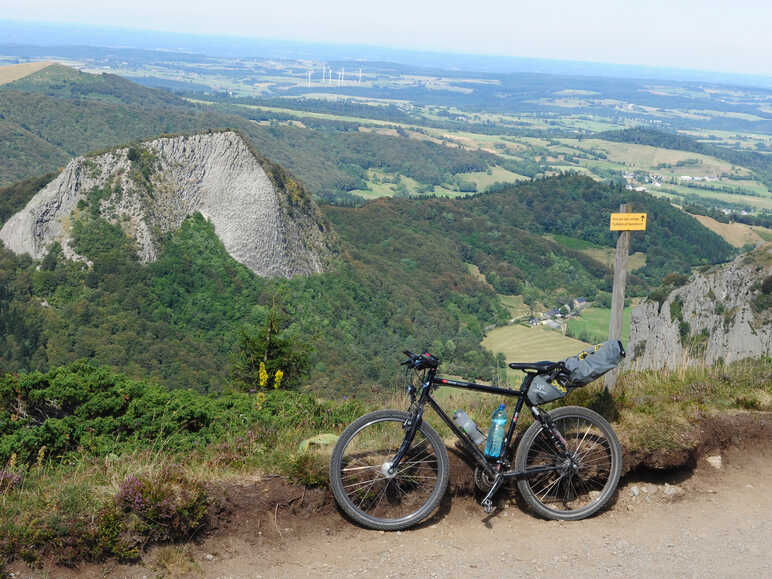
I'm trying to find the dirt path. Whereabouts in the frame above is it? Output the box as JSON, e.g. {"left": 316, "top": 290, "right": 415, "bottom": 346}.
{"left": 8, "top": 444, "right": 771, "bottom": 578}
{"left": 199, "top": 447, "right": 771, "bottom": 578}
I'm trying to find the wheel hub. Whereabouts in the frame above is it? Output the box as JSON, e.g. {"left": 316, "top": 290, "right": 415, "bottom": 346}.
{"left": 381, "top": 461, "right": 397, "bottom": 478}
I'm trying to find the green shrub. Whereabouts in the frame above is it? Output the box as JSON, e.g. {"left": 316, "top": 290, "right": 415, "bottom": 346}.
{"left": 0, "top": 361, "right": 363, "bottom": 466}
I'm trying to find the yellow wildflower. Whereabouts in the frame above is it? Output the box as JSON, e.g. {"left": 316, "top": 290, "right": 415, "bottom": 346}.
{"left": 273, "top": 369, "right": 284, "bottom": 390}
{"left": 258, "top": 362, "right": 268, "bottom": 388}
{"left": 36, "top": 446, "right": 47, "bottom": 468}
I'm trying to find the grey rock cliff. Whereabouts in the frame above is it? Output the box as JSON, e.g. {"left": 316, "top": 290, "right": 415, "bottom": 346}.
{"left": 627, "top": 246, "right": 772, "bottom": 370}
{"left": 0, "top": 131, "right": 331, "bottom": 277}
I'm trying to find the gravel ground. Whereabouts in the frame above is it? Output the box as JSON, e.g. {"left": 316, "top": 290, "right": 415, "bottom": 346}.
{"left": 8, "top": 444, "right": 770, "bottom": 578}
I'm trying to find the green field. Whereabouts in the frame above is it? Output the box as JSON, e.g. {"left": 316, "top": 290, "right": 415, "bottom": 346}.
{"left": 482, "top": 323, "right": 590, "bottom": 365}
{"left": 578, "top": 247, "right": 647, "bottom": 272}
{"left": 658, "top": 184, "right": 772, "bottom": 211}
{"left": 497, "top": 294, "right": 530, "bottom": 319}
{"left": 566, "top": 306, "right": 630, "bottom": 345}
{"left": 463, "top": 166, "right": 528, "bottom": 189}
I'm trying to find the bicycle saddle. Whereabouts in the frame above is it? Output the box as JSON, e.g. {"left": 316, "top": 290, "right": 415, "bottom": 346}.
{"left": 508, "top": 360, "right": 560, "bottom": 372}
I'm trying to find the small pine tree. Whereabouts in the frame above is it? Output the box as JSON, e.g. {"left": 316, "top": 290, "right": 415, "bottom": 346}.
{"left": 230, "top": 309, "right": 310, "bottom": 391}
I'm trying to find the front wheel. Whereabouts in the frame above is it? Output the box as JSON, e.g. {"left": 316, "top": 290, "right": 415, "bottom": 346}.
{"left": 329, "top": 410, "right": 449, "bottom": 531}
{"left": 515, "top": 406, "right": 622, "bottom": 521}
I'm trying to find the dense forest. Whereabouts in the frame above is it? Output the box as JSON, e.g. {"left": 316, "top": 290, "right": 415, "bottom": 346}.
{"left": 0, "top": 207, "right": 503, "bottom": 394}
{"left": 477, "top": 175, "right": 734, "bottom": 282}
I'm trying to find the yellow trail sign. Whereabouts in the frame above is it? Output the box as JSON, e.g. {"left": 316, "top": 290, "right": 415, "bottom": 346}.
{"left": 610, "top": 212, "right": 647, "bottom": 231}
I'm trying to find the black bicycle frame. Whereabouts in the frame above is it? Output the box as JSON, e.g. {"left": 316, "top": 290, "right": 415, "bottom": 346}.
{"left": 389, "top": 367, "right": 566, "bottom": 481}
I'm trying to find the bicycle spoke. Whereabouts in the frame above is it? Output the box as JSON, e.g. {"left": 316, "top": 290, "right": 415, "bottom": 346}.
{"left": 334, "top": 414, "right": 444, "bottom": 524}
{"left": 519, "top": 411, "right": 619, "bottom": 516}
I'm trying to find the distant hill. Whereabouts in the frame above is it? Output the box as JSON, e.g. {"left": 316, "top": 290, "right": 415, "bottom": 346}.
{"left": 2, "top": 63, "right": 185, "bottom": 107}
{"left": 466, "top": 175, "right": 734, "bottom": 283}
{"left": 0, "top": 64, "right": 499, "bottom": 201}
{"left": 0, "top": 64, "right": 223, "bottom": 186}
{"left": 0, "top": 61, "right": 53, "bottom": 85}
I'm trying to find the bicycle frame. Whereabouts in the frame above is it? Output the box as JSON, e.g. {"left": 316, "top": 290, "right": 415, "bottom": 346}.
{"left": 390, "top": 367, "right": 568, "bottom": 482}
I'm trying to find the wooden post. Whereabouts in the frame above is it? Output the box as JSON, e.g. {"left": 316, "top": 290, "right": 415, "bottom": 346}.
{"left": 605, "top": 203, "right": 630, "bottom": 391}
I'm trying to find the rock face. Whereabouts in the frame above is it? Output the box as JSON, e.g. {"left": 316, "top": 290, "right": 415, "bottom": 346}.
{"left": 628, "top": 246, "right": 772, "bottom": 370}
{"left": 0, "top": 131, "right": 331, "bottom": 277}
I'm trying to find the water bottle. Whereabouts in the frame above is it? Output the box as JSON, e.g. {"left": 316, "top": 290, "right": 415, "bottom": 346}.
{"left": 484, "top": 404, "right": 508, "bottom": 458}
{"left": 453, "top": 410, "right": 486, "bottom": 446}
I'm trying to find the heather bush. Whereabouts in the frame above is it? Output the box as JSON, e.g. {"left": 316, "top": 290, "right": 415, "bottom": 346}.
{"left": 115, "top": 466, "right": 209, "bottom": 543}
{"left": 0, "top": 468, "right": 21, "bottom": 493}
{"left": 0, "top": 460, "right": 212, "bottom": 568}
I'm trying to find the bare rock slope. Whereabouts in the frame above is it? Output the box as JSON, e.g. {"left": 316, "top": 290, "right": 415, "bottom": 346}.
{"left": 628, "top": 245, "right": 771, "bottom": 369}
{"left": 0, "top": 131, "right": 331, "bottom": 277}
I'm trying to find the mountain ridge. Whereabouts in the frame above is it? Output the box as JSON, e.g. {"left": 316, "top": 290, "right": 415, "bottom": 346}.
{"left": 0, "top": 130, "right": 331, "bottom": 278}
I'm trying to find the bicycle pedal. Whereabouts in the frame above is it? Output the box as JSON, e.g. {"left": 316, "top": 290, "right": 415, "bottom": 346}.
{"left": 482, "top": 499, "right": 494, "bottom": 514}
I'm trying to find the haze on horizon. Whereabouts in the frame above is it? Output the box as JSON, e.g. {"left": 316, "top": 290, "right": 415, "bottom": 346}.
{"left": 1, "top": 0, "right": 770, "bottom": 77}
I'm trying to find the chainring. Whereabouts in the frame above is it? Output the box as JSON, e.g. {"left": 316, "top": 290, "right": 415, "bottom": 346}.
{"left": 474, "top": 464, "right": 496, "bottom": 492}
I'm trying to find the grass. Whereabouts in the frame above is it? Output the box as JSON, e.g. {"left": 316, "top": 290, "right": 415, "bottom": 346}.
{"left": 691, "top": 214, "right": 770, "bottom": 248}
{"left": 574, "top": 139, "right": 741, "bottom": 175}
{"left": 482, "top": 324, "right": 590, "bottom": 365}
{"left": 497, "top": 294, "right": 530, "bottom": 319}
{"left": 566, "top": 306, "right": 631, "bottom": 345}
{"left": 611, "top": 358, "right": 772, "bottom": 454}
{"left": 752, "top": 227, "right": 772, "bottom": 243}
{"left": 0, "top": 62, "right": 54, "bottom": 85}
{"left": 462, "top": 166, "right": 528, "bottom": 189}
{"left": 1, "top": 357, "right": 770, "bottom": 571}
{"left": 658, "top": 184, "right": 772, "bottom": 211}
{"left": 577, "top": 247, "right": 647, "bottom": 272}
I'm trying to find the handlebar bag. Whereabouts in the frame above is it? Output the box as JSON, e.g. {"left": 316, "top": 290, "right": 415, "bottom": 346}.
{"left": 563, "top": 340, "right": 625, "bottom": 388}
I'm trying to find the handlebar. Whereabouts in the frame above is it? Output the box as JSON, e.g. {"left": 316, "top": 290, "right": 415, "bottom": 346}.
{"left": 401, "top": 350, "right": 439, "bottom": 370}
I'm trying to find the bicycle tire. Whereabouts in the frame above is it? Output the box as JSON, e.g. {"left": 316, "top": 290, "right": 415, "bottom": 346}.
{"left": 329, "top": 410, "right": 449, "bottom": 531}
{"left": 515, "top": 406, "right": 621, "bottom": 521}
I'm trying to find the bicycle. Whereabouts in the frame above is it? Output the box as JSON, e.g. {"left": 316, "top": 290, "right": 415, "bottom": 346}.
{"left": 329, "top": 349, "right": 622, "bottom": 530}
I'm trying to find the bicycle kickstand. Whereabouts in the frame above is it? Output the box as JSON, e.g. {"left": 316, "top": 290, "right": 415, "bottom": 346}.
{"left": 481, "top": 473, "right": 504, "bottom": 514}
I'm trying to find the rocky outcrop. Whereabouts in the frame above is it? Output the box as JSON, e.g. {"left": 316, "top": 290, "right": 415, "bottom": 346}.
{"left": 628, "top": 246, "right": 772, "bottom": 370}
{"left": 0, "top": 131, "right": 331, "bottom": 277}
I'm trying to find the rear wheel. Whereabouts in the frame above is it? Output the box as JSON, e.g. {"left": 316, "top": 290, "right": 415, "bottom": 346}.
{"left": 329, "top": 410, "right": 449, "bottom": 531}
{"left": 515, "top": 406, "right": 621, "bottom": 521}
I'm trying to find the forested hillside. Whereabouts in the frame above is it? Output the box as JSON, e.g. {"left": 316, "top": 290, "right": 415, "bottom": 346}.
{"left": 0, "top": 64, "right": 499, "bottom": 199}
{"left": 0, "top": 168, "right": 734, "bottom": 395}
{"left": 0, "top": 208, "right": 503, "bottom": 393}
{"left": 0, "top": 66, "right": 739, "bottom": 397}
{"left": 2, "top": 63, "right": 185, "bottom": 107}
{"left": 472, "top": 175, "right": 734, "bottom": 282}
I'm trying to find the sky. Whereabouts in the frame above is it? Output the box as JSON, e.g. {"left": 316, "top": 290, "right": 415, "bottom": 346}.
{"left": 1, "top": 0, "right": 770, "bottom": 76}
